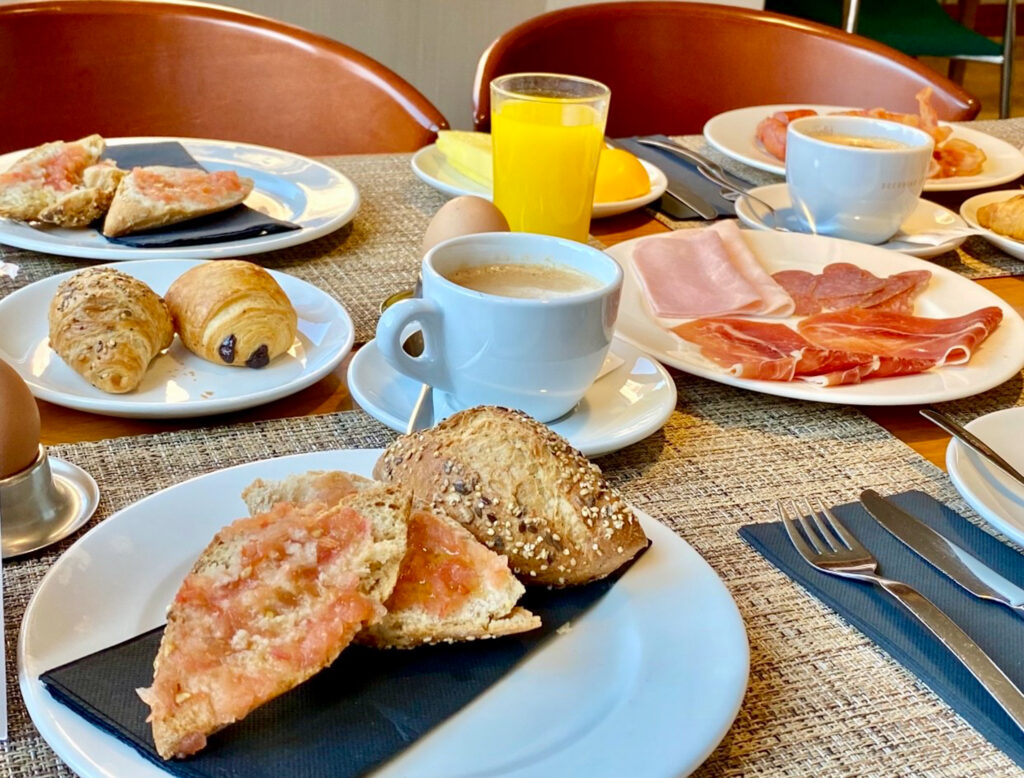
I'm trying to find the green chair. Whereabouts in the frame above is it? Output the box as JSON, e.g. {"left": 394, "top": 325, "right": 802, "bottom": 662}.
{"left": 766, "top": 0, "right": 1015, "bottom": 117}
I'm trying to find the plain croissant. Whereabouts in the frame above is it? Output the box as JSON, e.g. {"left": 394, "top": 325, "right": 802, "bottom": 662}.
{"left": 48, "top": 267, "right": 174, "bottom": 393}
{"left": 164, "top": 260, "right": 297, "bottom": 368}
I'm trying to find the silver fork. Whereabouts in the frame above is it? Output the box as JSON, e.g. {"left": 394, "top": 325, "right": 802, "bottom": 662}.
{"left": 780, "top": 498, "right": 1024, "bottom": 735}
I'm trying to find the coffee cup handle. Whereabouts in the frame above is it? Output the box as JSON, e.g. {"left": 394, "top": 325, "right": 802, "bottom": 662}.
{"left": 375, "top": 298, "right": 451, "bottom": 392}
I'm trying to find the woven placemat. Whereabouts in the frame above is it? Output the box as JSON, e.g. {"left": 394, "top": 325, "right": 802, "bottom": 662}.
{"left": 0, "top": 153, "right": 448, "bottom": 345}
{"left": 5, "top": 371, "right": 1023, "bottom": 777}
{"left": 650, "top": 119, "right": 1024, "bottom": 281}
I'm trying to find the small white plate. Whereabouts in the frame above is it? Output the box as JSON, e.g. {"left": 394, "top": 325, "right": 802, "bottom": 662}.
{"left": 703, "top": 104, "right": 1024, "bottom": 191}
{"left": 348, "top": 337, "right": 677, "bottom": 457}
{"left": 610, "top": 230, "right": 1024, "bottom": 405}
{"left": 960, "top": 190, "right": 1024, "bottom": 261}
{"left": 18, "top": 448, "right": 749, "bottom": 778}
{"left": 0, "top": 137, "right": 360, "bottom": 260}
{"left": 0, "top": 260, "right": 354, "bottom": 418}
{"left": 946, "top": 407, "right": 1024, "bottom": 548}
{"left": 410, "top": 144, "right": 668, "bottom": 219}
{"left": 735, "top": 183, "right": 967, "bottom": 258}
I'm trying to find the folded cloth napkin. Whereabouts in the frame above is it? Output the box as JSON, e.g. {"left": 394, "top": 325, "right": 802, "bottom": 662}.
{"left": 100, "top": 141, "right": 300, "bottom": 248}
{"left": 41, "top": 550, "right": 644, "bottom": 778}
{"left": 740, "top": 490, "right": 1024, "bottom": 768}
{"left": 613, "top": 135, "right": 740, "bottom": 220}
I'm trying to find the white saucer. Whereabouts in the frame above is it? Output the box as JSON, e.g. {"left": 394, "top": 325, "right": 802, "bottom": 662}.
{"left": 348, "top": 337, "right": 677, "bottom": 457}
{"left": 945, "top": 407, "right": 1024, "bottom": 547}
{"left": 735, "top": 183, "right": 967, "bottom": 258}
{"left": 960, "top": 190, "right": 1024, "bottom": 261}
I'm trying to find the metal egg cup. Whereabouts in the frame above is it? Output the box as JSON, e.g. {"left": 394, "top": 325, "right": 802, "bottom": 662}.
{"left": 0, "top": 445, "right": 98, "bottom": 558}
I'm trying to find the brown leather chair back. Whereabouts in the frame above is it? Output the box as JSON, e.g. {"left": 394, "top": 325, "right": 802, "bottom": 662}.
{"left": 0, "top": 1, "right": 448, "bottom": 155}
{"left": 473, "top": 2, "right": 980, "bottom": 135}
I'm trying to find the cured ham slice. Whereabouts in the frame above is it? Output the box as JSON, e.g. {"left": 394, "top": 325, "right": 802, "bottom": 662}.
{"left": 632, "top": 221, "right": 794, "bottom": 320}
{"left": 673, "top": 305, "right": 1001, "bottom": 387}
{"left": 672, "top": 318, "right": 872, "bottom": 382}
{"left": 772, "top": 263, "right": 931, "bottom": 316}
{"left": 798, "top": 306, "right": 1003, "bottom": 366}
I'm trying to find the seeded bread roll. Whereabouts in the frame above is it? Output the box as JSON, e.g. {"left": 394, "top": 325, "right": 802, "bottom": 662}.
{"left": 373, "top": 406, "right": 648, "bottom": 586}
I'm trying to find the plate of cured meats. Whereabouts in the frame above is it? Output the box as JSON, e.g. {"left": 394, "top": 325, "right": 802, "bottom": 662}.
{"left": 702, "top": 100, "right": 1024, "bottom": 192}
{"left": 608, "top": 224, "right": 1024, "bottom": 405}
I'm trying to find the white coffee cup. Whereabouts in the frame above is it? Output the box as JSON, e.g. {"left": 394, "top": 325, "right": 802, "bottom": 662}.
{"left": 376, "top": 232, "right": 622, "bottom": 422}
{"left": 786, "top": 115, "right": 935, "bottom": 244}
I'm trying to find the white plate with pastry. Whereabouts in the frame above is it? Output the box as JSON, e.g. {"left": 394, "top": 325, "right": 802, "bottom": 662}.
{"left": 960, "top": 190, "right": 1024, "bottom": 261}
{"left": 347, "top": 336, "right": 678, "bottom": 457}
{"left": 411, "top": 144, "right": 668, "bottom": 218}
{"left": 19, "top": 447, "right": 749, "bottom": 778}
{"left": 0, "top": 259, "right": 354, "bottom": 417}
{"left": 0, "top": 137, "right": 359, "bottom": 260}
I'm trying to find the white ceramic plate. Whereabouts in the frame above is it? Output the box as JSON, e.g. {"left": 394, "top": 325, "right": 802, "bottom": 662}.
{"left": 735, "top": 183, "right": 967, "bottom": 258}
{"left": 610, "top": 230, "right": 1024, "bottom": 405}
{"left": 348, "top": 337, "right": 677, "bottom": 457}
{"left": 0, "top": 260, "right": 354, "bottom": 418}
{"left": 0, "top": 137, "right": 360, "bottom": 260}
{"left": 411, "top": 144, "right": 668, "bottom": 218}
{"left": 946, "top": 407, "right": 1024, "bottom": 547}
{"left": 960, "top": 190, "right": 1024, "bottom": 261}
{"left": 18, "top": 448, "right": 749, "bottom": 778}
{"left": 703, "top": 105, "right": 1024, "bottom": 191}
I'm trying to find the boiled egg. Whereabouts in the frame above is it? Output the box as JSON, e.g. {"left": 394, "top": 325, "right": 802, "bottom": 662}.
{"left": 0, "top": 359, "right": 40, "bottom": 478}
{"left": 421, "top": 196, "right": 510, "bottom": 256}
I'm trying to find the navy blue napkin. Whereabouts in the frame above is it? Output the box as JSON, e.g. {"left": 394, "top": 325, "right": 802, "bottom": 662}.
{"left": 40, "top": 549, "right": 644, "bottom": 778}
{"left": 740, "top": 490, "right": 1024, "bottom": 767}
{"left": 614, "top": 135, "right": 742, "bottom": 220}
{"left": 100, "top": 142, "right": 299, "bottom": 248}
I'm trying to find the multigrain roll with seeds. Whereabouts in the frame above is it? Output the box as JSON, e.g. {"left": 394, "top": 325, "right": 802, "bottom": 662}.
{"left": 373, "top": 406, "right": 648, "bottom": 586}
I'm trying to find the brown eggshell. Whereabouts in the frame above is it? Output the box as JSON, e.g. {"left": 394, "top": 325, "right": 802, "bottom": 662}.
{"left": 0, "top": 359, "right": 40, "bottom": 478}
{"left": 421, "top": 196, "right": 510, "bottom": 257}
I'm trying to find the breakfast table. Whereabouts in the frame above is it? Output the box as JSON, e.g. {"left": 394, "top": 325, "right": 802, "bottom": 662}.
{"left": 2, "top": 118, "right": 1024, "bottom": 777}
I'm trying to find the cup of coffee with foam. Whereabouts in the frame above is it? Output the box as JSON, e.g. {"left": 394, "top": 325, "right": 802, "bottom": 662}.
{"left": 376, "top": 232, "right": 621, "bottom": 422}
{"left": 786, "top": 115, "right": 935, "bottom": 244}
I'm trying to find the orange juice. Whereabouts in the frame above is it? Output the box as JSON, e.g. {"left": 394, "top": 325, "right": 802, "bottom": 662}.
{"left": 491, "top": 75, "right": 609, "bottom": 242}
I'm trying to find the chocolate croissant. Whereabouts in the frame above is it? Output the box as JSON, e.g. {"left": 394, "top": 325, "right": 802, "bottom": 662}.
{"left": 164, "top": 260, "right": 297, "bottom": 368}
{"left": 48, "top": 267, "right": 174, "bottom": 393}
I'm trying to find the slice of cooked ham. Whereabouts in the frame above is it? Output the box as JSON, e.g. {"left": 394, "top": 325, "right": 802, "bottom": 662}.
{"left": 772, "top": 263, "right": 931, "bottom": 316}
{"left": 798, "top": 306, "right": 1003, "bottom": 366}
{"left": 632, "top": 221, "right": 794, "bottom": 321}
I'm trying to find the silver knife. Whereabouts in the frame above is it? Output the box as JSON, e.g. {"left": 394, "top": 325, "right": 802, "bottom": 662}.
{"left": 860, "top": 489, "right": 1024, "bottom": 615}
{"left": 611, "top": 136, "right": 718, "bottom": 220}
{"left": 920, "top": 408, "right": 1024, "bottom": 491}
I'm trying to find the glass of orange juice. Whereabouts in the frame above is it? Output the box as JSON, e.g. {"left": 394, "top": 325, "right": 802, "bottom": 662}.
{"left": 490, "top": 73, "right": 610, "bottom": 243}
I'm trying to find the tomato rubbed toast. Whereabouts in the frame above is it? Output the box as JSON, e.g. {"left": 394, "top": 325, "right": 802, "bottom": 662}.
{"left": 0, "top": 134, "right": 126, "bottom": 227}
{"left": 137, "top": 483, "right": 410, "bottom": 759}
{"left": 242, "top": 471, "right": 541, "bottom": 649}
{"left": 103, "top": 165, "right": 253, "bottom": 237}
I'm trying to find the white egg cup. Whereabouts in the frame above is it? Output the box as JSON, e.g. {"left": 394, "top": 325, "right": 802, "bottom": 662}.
{"left": 0, "top": 445, "right": 98, "bottom": 558}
